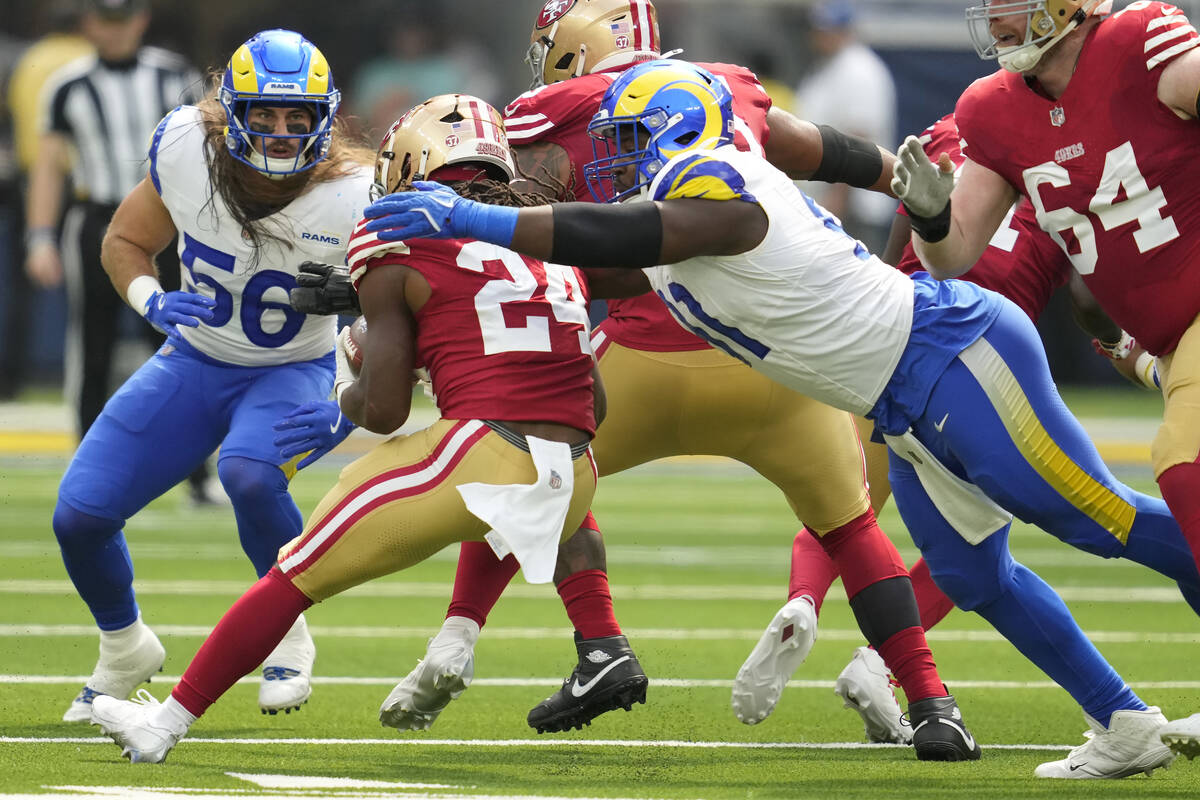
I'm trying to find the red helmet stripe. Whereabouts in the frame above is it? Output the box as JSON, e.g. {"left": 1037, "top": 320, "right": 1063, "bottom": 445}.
{"left": 630, "top": 0, "right": 655, "bottom": 51}
{"left": 468, "top": 99, "right": 487, "bottom": 139}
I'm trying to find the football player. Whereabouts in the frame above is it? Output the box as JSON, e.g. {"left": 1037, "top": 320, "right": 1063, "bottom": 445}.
{"left": 364, "top": 58, "right": 1200, "bottom": 779}
{"left": 896, "top": 0, "right": 1200, "bottom": 765}
{"left": 52, "top": 29, "right": 371, "bottom": 723}
{"left": 756, "top": 111, "right": 1162, "bottom": 740}
{"left": 90, "top": 93, "right": 601, "bottom": 765}
{"left": 380, "top": 0, "right": 975, "bottom": 754}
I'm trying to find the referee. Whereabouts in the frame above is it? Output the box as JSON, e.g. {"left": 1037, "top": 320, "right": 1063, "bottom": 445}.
{"left": 23, "top": 0, "right": 219, "bottom": 498}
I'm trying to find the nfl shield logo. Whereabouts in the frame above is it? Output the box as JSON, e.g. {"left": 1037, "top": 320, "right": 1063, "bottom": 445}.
{"left": 1050, "top": 106, "right": 1066, "bottom": 127}
{"left": 549, "top": 470, "right": 562, "bottom": 490}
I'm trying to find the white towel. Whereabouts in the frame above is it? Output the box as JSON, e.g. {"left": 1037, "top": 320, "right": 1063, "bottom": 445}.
{"left": 883, "top": 429, "right": 1011, "bottom": 545}
{"left": 457, "top": 436, "right": 575, "bottom": 584}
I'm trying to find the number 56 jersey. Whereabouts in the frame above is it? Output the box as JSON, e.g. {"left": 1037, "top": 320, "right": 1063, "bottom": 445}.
{"left": 955, "top": 1, "right": 1200, "bottom": 355}
{"left": 348, "top": 228, "right": 597, "bottom": 435}
{"left": 148, "top": 105, "right": 372, "bottom": 366}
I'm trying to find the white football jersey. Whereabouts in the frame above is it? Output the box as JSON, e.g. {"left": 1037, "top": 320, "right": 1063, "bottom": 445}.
{"left": 641, "top": 146, "right": 914, "bottom": 417}
{"left": 148, "top": 105, "right": 371, "bottom": 366}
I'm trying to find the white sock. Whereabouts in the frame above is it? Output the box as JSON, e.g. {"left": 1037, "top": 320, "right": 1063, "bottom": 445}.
{"left": 98, "top": 617, "right": 147, "bottom": 651}
{"left": 437, "top": 616, "right": 481, "bottom": 644}
{"left": 155, "top": 695, "right": 197, "bottom": 734}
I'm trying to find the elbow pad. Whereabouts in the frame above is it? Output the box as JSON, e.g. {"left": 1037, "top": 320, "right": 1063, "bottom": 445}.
{"left": 550, "top": 202, "right": 663, "bottom": 269}
{"left": 810, "top": 124, "right": 885, "bottom": 189}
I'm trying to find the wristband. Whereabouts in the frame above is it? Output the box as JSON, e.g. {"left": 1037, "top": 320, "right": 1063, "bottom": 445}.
{"left": 1134, "top": 351, "right": 1160, "bottom": 389}
{"left": 24, "top": 227, "right": 56, "bottom": 250}
{"left": 1094, "top": 330, "right": 1135, "bottom": 361}
{"left": 126, "top": 274, "right": 164, "bottom": 314}
{"left": 456, "top": 201, "right": 519, "bottom": 246}
{"left": 905, "top": 199, "right": 951, "bottom": 243}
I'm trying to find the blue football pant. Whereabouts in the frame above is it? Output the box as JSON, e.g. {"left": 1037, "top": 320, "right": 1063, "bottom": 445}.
{"left": 889, "top": 301, "right": 1200, "bottom": 723}
{"left": 53, "top": 346, "right": 331, "bottom": 630}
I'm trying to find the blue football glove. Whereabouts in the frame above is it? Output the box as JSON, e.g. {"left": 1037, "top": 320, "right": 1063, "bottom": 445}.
{"left": 363, "top": 181, "right": 519, "bottom": 245}
{"left": 272, "top": 400, "right": 356, "bottom": 469}
{"left": 142, "top": 290, "right": 217, "bottom": 338}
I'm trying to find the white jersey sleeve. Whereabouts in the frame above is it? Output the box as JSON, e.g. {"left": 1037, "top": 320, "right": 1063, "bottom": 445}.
{"left": 642, "top": 145, "right": 914, "bottom": 415}
{"left": 149, "top": 105, "right": 372, "bottom": 366}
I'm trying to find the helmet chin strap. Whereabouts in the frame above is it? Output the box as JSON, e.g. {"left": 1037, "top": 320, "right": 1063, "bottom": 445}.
{"left": 998, "top": 1, "right": 1097, "bottom": 73}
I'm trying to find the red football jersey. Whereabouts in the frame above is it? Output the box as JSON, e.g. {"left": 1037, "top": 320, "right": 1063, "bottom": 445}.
{"left": 347, "top": 225, "right": 597, "bottom": 434}
{"left": 894, "top": 114, "right": 1070, "bottom": 321}
{"left": 504, "top": 62, "right": 772, "bottom": 353}
{"left": 956, "top": 1, "right": 1200, "bottom": 354}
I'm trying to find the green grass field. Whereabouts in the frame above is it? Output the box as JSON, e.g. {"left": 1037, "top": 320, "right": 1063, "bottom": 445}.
{"left": 1, "top": 389, "right": 1198, "bottom": 798}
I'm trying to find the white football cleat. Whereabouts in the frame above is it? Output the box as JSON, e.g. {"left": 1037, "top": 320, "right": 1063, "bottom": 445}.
{"left": 91, "top": 690, "right": 185, "bottom": 764}
{"left": 731, "top": 596, "right": 817, "bottom": 725}
{"left": 63, "top": 619, "right": 166, "bottom": 723}
{"left": 834, "top": 646, "right": 911, "bottom": 744}
{"left": 380, "top": 617, "right": 479, "bottom": 731}
{"left": 258, "top": 614, "right": 315, "bottom": 715}
{"left": 1034, "top": 706, "right": 1175, "bottom": 779}
{"left": 1160, "top": 713, "right": 1200, "bottom": 760}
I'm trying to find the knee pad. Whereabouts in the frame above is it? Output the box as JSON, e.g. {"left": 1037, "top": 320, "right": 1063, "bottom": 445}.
{"left": 51, "top": 498, "right": 122, "bottom": 549}
{"left": 217, "top": 456, "right": 288, "bottom": 507}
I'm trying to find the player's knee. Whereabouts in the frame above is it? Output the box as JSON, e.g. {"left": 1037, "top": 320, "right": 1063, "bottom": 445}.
{"left": 922, "top": 559, "right": 1010, "bottom": 612}
{"left": 51, "top": 499, "right": 121, "bottom": 549}
{"left": 217, "top": 456, "right": 287, "bottom": 507}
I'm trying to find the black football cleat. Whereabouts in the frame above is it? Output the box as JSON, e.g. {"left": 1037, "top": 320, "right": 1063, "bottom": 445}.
{"left": 908, "top": 693, "right": 982, "bottom": 761}
{"left": 527, "top": 632, "right": 648, "bottom": 733}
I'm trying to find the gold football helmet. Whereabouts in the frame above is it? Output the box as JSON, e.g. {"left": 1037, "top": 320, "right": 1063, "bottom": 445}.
{"left": 371, "top": 94, "right": 516, "bottom": 199}
{"left": 967, "top": 0, "right": 1108, "bottom": 73}
{"left": 526, "top": 0, "right": 661, "bottom": 88}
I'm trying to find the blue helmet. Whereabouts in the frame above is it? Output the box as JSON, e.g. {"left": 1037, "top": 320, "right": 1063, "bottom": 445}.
{"left": 583, "top": 59, "right": 734, "bottom": 203}
{"left": 219, "top": 29, "right": 340, "bottom": 177}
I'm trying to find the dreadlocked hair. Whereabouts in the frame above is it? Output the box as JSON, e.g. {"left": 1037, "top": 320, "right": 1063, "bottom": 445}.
{"left": 444, "top": 173, "right": 553, "bottom": 208}
{"left": 196, "top": 88, "right": 373, "bottom": 261}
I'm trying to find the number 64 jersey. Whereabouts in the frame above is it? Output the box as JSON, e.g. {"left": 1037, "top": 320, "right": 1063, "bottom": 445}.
{"left": 148, "top": 105, "right": 372, "bottom": 365}
{"left": 955, "top": 1, "right": 1200, "bottom": 356}
{"left": 347, "top": 227, "right": 597, "bottom": 435}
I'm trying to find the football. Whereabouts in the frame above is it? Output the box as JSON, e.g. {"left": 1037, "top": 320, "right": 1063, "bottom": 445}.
{"left": 343, "top": 316, "right": 367, "bottom": 370}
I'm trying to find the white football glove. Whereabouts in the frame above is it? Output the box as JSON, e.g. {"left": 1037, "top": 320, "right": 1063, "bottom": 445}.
{"left": 333, "top": 326, "right": 357, "bottom": 404}
{"left": 891, "top": 135, "right": 955, "bottom": 219}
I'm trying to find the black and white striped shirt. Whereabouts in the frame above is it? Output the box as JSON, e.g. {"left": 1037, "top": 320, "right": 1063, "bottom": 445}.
{"left": 44, "top": 46, "right": 202, "bottom": 205}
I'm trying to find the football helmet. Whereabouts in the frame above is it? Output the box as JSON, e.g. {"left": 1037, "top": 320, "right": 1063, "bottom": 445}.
{"left": 371, "top": 94, "right": 515, "bottom": 200}
{"left": 219, "top": 29, "right": 340, "bottom": 177}
{"left": 966, "top": 0, "right": 1107, "bottom": 73}
{"left": 526, "top": 0, "right": 661, "bottom": 88}
{"left": 583, "top": 59, "right": 733, "bottom": 203}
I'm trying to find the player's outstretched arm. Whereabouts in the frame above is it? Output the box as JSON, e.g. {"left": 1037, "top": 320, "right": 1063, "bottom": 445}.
{"left": 764, "top": 107, "right": 895, "bottom": 197}
{"left": 363, "top": 183, "right": 767, "bottom": 268}
{"left": 901, "top": 147, "right": 1016, "bottom": 280}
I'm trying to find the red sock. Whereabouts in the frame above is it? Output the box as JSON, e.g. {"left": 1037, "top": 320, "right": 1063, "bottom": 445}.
{"left": 875, "top": 626, "right": 945, "bottom": 703}
{"left": 446, "top": 540, "right": 519, "bottom": 627}
{"left": 172, "top": 568, "right": 313, "bottom": 718}
{"left": 816, "top": 510, "right": 908, "bottom": 597}
{"left": 1158, "top": 461, "right": 1200, "bottom": 577}
{"left": 909, "top": 558, "right": 956, "bottom": 631}
{"left": 557, "top": 568, "right": 621, "bottom": 639}
{"left": 788, "top": 528, "right": 839, "bottom": 614}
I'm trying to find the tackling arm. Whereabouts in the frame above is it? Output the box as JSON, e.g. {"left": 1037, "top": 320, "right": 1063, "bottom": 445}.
{"left": 512, "top": 141, "right": 575, "bottom": 201}
{"left": 763, "top": 107, "right": 895, "bottom": 195}
{"left": 339, "top": 263, "right": 419, "bottom": 433}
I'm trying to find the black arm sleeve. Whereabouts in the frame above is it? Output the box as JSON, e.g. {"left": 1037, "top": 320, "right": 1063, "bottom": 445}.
{"left": 550, "top": 201, "right": 663, "bottom": 269}
{"left": 809, "top": 124, "right": 885, "bottom": 189}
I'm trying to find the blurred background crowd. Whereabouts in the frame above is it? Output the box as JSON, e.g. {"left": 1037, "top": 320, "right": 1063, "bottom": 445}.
{"left": 1, "top": 0, "right": 1189, "bottom": 402}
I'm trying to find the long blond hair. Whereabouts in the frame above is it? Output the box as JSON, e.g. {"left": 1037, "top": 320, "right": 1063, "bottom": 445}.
{"left": 196, "top": 82, "right": 373, "bottom": 256}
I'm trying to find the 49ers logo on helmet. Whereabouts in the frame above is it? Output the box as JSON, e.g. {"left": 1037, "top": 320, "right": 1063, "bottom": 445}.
{"left": 537, "top": 0, "right": 578, "bottom": 28}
